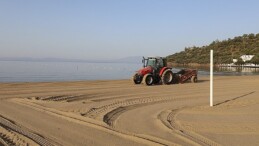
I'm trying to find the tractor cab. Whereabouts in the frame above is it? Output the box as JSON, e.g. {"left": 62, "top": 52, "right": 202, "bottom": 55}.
{"left": 142, "top": 57, "right": 167, "bottom": 69}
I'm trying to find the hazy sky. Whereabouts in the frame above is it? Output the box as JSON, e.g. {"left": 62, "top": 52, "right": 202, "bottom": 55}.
{"left": 1, "top": 0, "right": 259, "bottom": 59}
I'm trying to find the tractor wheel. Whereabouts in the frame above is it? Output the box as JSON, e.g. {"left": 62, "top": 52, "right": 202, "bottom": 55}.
{"left": 143, "top": 74, "right": 154, "bottom": 86}
{"left": 132, "top": 73, "right": 142, "bottom": 84}
{"left": 191, "top": 76, "right": 198, "bottom": 83}
{"left": 161, "top": 69, "right": 173, "bottom": 85}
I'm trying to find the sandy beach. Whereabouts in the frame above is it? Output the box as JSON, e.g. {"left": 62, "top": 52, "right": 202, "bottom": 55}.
{"left": 0, "top": 76, "right": 259, "bottom": 146}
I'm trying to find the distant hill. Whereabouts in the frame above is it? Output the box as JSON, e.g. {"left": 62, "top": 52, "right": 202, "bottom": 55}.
{"left": 167, "top": 33, "right": 259, "bottom": 64}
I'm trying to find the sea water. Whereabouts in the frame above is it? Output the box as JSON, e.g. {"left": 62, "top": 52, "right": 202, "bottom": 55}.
{"left": 0, "top": 61, "right": 258, "bottom": 82}
{"left": 0, "top": 61, "right": 142, "bottom": 82}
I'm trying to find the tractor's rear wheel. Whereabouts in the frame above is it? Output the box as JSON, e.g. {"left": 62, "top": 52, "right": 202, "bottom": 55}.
{"left": 143, "top": 74, "right": 154, "bottom": 86}
{"left": 132, "top": 73, "right": 142, "bottom": 84}
{"left": 161, "top": 69, "right": 173, "bottom": 85}
{"left": 191, "top": 76, "right": 198, "bottom": 83}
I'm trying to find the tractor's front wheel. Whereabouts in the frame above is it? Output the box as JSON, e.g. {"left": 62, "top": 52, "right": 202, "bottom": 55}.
{"left": 132, "top": 73, "right": 142, "bottom": 84}
{"left": 143, "top": 74, "right": 154, "bottom": 86}
{"left": 161, "top": 69, "right": 173, "bottom": 85}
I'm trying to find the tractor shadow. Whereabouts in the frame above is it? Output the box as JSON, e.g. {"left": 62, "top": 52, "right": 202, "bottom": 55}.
{"left": 177, "top": 79, "right": 209, "bottom": 84}
{"left": 196, "top": 79, "right": 209, "bottom": 83}
{"left": 140, "top": 79, "right": 209, "bottom": 86}
{"left": 214, "top": 91, "right": 255, "bottom": 106}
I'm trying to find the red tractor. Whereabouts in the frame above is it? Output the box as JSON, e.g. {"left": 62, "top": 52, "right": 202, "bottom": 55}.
{"left": 132, "top": 57, "right": 173, "bottom": 85}
{"left": 132, "top": 56, "right": 198, "bottom": 86}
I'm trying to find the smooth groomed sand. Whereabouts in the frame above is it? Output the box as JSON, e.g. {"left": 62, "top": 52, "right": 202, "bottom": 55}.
{"left": 0, "top": 76, "right": 259, "bottom": 146}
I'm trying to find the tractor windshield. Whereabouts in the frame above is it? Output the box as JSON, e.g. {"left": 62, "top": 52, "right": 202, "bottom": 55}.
{"left": 146, "top": 59, "right": 156, "bottom": 67}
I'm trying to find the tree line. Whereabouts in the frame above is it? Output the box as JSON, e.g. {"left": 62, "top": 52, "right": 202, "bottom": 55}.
{"left": 167, "top": 33, "right": 259, "bottom": 64}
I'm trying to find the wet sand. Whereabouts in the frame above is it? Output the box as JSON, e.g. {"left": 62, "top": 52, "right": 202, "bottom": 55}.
{"left": 0, "top": 76, "right": 259, "bottom": 146}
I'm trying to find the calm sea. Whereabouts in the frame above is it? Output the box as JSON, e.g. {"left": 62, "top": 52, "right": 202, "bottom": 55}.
{"left": 0, "top": 61, "right": 142, "bottom": 82}
{"left": 0, "top": 61, "right": 258, "bottom": 82}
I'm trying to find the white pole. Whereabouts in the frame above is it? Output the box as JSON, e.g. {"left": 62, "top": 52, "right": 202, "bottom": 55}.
{"left": 210, "top": 50, "right": 213, "bottom": 107}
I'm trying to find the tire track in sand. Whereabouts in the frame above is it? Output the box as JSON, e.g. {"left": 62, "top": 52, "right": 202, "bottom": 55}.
{"left": 0, "top": 125, "right": 38, "bottom": 146}
{"left": 100, "top": 98, "right": 220, "bottom": 146}
{"left": 14, "top": 98, "right": 174, "bottom": 146}
{"left": 81, "top": 96, "right": 180, "bottom": 119}
{"left": 159, "top": 108, "right": 221, "bottom": 146}
{"left": 0, "top": 115, "right": 57, "bottom": 146}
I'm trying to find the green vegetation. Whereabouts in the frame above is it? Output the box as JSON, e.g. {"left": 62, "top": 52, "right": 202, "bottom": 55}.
{"left": 167, "top": 33, "right": 259, "bottom": 64}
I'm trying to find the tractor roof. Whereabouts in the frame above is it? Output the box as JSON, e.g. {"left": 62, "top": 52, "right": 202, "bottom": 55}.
{"left": 146, "top": 56, "right": 164, "bottom": 59}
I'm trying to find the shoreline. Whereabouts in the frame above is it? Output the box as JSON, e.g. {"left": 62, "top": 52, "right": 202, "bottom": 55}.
{"left": 169, "top": 62, "right": 259, "bottom": 67}
{"left": 1, "top": 73, "right": 259, "bottom": 83}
